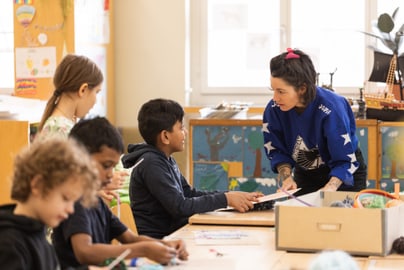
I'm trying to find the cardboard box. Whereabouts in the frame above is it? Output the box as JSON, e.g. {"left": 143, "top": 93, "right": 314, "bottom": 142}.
{"left": 275, "top": 191, "right": 404, "bottom": 256}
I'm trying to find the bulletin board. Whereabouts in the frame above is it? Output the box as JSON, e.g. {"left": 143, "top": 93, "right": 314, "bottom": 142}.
{"left": 356, "top": 119, "right": 378, "bottom": 188}
{"left": 378, "top": 121, "right": 404, "bottom": 192}
{"left": 13, "top": 0, "right": 75, "bottom": 100}
{"left": 12, "top": 0, "right": 115, "bottom": 121}
{"left": 189, "top": 119, "right": 279, "bottom": 195}
{"left": 188, "top": 118, "right": 379, "bottom": 195}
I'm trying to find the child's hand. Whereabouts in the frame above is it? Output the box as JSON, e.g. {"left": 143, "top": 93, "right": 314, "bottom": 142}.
{"left": 225, "top": 191, "right": 258, "bottom": 212}
{"left": 162, "top": 239, "right": 189, "bottom": 260}
{"left": 105, "top": 170, "right": 129, "bottom": 191}
{"left": 141, "top": 241, "right": 177, "bottom": 265}
{"left": 98, "top": 190, "right": 119, "bottom": 203}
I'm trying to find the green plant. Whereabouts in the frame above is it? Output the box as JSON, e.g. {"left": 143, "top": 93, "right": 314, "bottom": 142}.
{"left": 362, "top": 7, "right": 404, "bottom": 55}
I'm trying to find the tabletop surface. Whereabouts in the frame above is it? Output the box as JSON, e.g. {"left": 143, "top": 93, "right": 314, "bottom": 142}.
{"left": 161, "top": 224, "right": 404, "bottom": 270}
{"left": 188, "top": 209, "right": 275, "bottom": 226}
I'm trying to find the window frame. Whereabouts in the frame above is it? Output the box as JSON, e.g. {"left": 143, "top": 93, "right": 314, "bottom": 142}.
{"left": 189, "top": 0, "right": 381, "bottom": 106}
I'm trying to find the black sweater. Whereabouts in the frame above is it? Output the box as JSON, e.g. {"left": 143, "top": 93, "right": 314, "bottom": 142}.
{"left": 122, "top": 143, "right": 227, "bottom": 239}
{"left": 0, "top": 204, "right": 59, "bottom": 269}
{"left": 0, "top": 204, "right": 89, "bottom": 270}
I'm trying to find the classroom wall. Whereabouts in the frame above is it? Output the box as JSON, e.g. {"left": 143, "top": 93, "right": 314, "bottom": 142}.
{"left": 114, "top": 0, "right": 186, "bottom": 128}
{"left": 114, "top": 0, "right": 188, "bottom": 175}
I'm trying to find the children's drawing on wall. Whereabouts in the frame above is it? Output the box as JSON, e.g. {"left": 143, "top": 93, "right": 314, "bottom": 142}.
{"left": 15, "top": 78, "right": 37, "bottom": 96}
{"left": 243, "top": 126, "right": 276, "bottom": 178}
{"left": 355, "top": 127, "right": 374, "bottom": 188}
{"left": 205, "top": 127, "right": 230, "bottom": 161}
{"left": 192, "top": 124, "right": 280, "bottom": 194}
{"left": 192, "top": 126, "right": 243, "bottom": 162}
{"left": 15, "top": 47, "right": 56, "bottom": 78}
{"left": 14, "top": 1, "right": 75, "bottom": 99}
{"left": 356, "top": 127, "right": 368, "bottom": 167}
{"left": 229, "top": 177, "right": 277, "bottom": 194}
{"left": 16, "top": 4, "right": 38, "bottom": 47}
{"left": 233, "top": 126, "right": 278, "bottom": 194}
{"left": 193, "top": 163, "right": 229, "bottom": 191}
{"left": 245, "top": 126, "right": 263, "bottom": 177}
{"left": 380, "top": 127, "right": 404, "bottom": 192}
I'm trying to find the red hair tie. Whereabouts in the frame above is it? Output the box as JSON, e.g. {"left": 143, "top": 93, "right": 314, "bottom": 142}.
{"left": 285, "top": 48, "right": 300, "bottom": 59}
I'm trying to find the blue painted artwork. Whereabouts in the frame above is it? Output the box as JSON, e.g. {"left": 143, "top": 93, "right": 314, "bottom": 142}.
{"left": 356, "top": 127, "right": 368, "bottom": 166}
{"left": 191, "top": 123, "right": 375, "bottom": 193}
{"left": 192, "top": 126, "right": 243, "bottom": 162}
{"left": 192, "top": 124, "right": 278, "bottom": 193}
{"left": 380, "top": 179, "right": 404, "bottom": 192}
{"left": 193, "top": 163, "right": 229, "bottom": 191}
{"left": 380, "top": 126, "right": 404, "bottom": 180}
{"left": 229, "top": 177, "right": 278, "bottom": 195}
{"left": 243, "top": 126, "right": 277, "bottom": 178}
{"left": 356, "top": 126, "right": 375, "bottom": 182}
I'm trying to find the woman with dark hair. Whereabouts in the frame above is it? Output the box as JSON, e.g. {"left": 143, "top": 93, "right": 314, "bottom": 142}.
{"left": 263, "top": 48, "right": 367, "bottom": 196}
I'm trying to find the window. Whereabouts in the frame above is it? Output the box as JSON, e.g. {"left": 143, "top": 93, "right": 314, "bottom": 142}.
{"left": 0, "top": 0, "right": 15, "bottom": 93}
{"left": 190, "top": 0, "right": 404, "bottom": 106}
{"left": 290, "top": 0, "right": 365, "bottom": 90}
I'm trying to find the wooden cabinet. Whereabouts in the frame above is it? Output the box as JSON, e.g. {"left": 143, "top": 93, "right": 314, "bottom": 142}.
{"left": 0, "top": 120, "right": 30, "bottom": 204}
{"left": 188, "top": 118, "right": 379, "bottom": 194}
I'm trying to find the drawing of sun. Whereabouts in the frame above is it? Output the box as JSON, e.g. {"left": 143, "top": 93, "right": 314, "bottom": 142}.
{"left": 42, "top": 58, "right": 50, "bottom": 66}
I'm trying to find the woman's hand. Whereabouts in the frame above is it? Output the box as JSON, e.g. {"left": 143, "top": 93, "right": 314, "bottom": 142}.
{"left": 279, "top": 175, "right": 297, "bottom": 191}
{"left": 322, "top": 176, "right": 342, "bottom": 192}
{"left": 277, "top": 164, "right": 296, "bottom": 191}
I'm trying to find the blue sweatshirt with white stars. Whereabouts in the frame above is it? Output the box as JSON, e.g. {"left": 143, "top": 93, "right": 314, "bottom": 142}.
{"left": 262, "top": 87, "right": 359, "bottom": 186}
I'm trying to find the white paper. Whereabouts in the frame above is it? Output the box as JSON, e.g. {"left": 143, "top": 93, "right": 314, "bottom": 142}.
{"left": 15, "top": 47, "right": 56, "bottom": 78}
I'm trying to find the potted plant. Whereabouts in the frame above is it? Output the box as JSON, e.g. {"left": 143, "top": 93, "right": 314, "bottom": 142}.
{"left": 362, "top": 7, "right": 404, "bottom": 98}
{"left": 361, "top": 7, "right": 404, "bottom": 121}
{"left": 362, "top": 7, "right": 404, "bottom": 55}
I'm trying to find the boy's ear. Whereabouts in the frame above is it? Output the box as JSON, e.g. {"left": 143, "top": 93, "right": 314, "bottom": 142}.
{"left": 30, "top": 175, "right": 44, "bottom": 197}
{"left": 78, "top": 83, "right": 89, "bottom": 97}
{"left": 160, "top": 130, "right": 170, "bottom": 145}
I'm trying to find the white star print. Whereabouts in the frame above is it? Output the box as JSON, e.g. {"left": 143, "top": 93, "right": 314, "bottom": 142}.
{"left": 348, "top": 163, "right": 358, "bottom": 174}
{"left": 347, "top": 153, "right": 357, "bottom": 162}
{"left": 262, "top": 122, "right": 269, "bottom": 133}
{"left": 264, "top": 141, "right": 275, "bottom": 154}
{"left": 341, "top": 133, "right": 351, "bottom": 145}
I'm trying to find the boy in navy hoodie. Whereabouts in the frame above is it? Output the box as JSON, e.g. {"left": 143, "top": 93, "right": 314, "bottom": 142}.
{"left": 122, "top": 99, "right": 261, "bottom": 239}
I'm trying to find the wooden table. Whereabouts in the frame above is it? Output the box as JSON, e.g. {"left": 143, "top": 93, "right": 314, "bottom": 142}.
{"left": 165, "top": 224, "right": 281, "bottom": 270}
{"left": 188, "top": 209, "right": 275, "bottom": 226}
{"left": 161, "top": 224, "right": 404, "bottom": 270}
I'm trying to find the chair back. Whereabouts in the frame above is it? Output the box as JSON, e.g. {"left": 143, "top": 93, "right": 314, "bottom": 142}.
{"left": 111, "top": 202, "right": 138, "bottom": 236}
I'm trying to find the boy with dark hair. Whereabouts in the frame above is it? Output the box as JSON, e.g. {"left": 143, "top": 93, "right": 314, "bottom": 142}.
{"left": 52, "top": 116, "right": 188, "bottom": 269}
{"left": 122, "top": 98, "right": 261, "bottom": 239}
